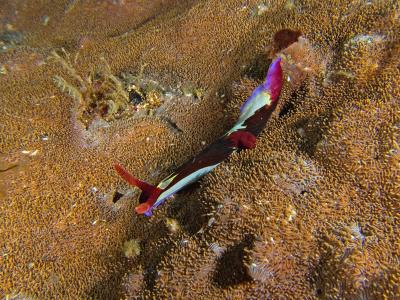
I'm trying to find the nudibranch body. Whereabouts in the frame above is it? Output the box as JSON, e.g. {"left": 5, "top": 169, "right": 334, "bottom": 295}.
{"left": 115, "top": 57, "right": 283, "bottom": 217}
{"left": 227, "top": 57, "right": 282, "bottom": 138}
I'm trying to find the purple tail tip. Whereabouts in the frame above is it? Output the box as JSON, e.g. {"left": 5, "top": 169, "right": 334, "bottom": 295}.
{"left": 144, "top": 210, "right": 153, "bottom": 217}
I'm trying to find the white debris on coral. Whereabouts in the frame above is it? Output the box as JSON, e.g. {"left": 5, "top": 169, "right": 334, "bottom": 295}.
{"left": 349, "top": 223, "right": 366, "bottom": 245}
{"left": 256, "top": 3, "right": 269, "bottom": 15}
{"left": 209, "top": 242, "right": 225, "bottom": 257}
{"left": 21, "top": 150, "right": 39, "bottom": 156}
{"left": 207, "top": 217, "right": 216, "bottom": 227}
{"left": 247, "top": 262, "right": 274, "bottom": 282}
{"left": 346, "top": 33, "right": 385, "bottom": 46}
{"left": 287, "top": 205, "right": 297, "bottom": 222}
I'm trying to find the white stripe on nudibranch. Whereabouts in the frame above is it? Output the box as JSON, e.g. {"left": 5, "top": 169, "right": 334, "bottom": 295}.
{"left": 153, "top": 163, "right": 220, "bottom": 207}
{"left": 157, "top": 173, "right": 178, "bottom": 189}
{"left": 226, "top": 89, "right": 271, "bottom": 135}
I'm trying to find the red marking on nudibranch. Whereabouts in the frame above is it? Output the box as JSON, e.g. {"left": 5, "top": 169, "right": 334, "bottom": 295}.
{"left": 228, "top": 131, "right": 257, "bottom": 149}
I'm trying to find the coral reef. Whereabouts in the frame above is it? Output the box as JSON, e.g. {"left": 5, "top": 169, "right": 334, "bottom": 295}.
{"left": 0, "top": 0, "right": 399, "bottom": 299}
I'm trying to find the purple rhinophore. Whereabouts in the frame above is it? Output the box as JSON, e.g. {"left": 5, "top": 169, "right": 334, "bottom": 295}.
{"left": 263, "top": 57, "right": 282, "bottom": 101}
{"left": 239, "top": 57, "right": 282, "bottom": 113}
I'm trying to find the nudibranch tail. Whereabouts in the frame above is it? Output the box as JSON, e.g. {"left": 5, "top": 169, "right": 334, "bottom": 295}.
{"left": 114, "top": 164, "right": 155, "bottom": 194}
{"left": 135, "top": 202, "right": 152, "bottom": 214}
{"left": 114, "top": 164, "right": 162, "bottom": 215}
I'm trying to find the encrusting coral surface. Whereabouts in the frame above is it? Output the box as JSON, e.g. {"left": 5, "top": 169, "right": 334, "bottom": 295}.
{"left": 0, "top": 0, "right": 399, "bottom": 299}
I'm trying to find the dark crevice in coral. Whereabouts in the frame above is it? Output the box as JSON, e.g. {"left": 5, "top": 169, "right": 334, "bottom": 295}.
{"left": 127, "top": 219, "right": 174, "bottom": 293}
{"left": 0, "top": 164, "right": 18, "bottom": 172}
{"left": 143, "top": 263, "right": 159, "bottom": 291}
{"left": 158, "top": 116, "right": 183, "bottom": 134}
{"left": 129, "top": 89, "right": 144, "bottom": 105}
{"left": 88, "top": 265, "right": 130, "bottom": 300}
{"left": 142, "top": 240, "right": 174, "bottom": 291}
{"left": 296, "top": 114, "right": 331, "bottom": 157}
{"left": 0, "top": 30, "right": 25, "bottom": 53}
{"left": 110, "top": 14, "right": 163, "bottom": 39}
{"left": 167, "top": 189, "right": 209, "bottom": 235}
{"left": 108, "top": 0, "right": 199, "bottom": 40}
{"left": 112, "top": 191, "right": 124, "bottom": 203}
{"left": 279, "top": 100, "right": 296, "bottom": 118}
{"left": 212, "top": 234, "right": 255, "bottom": 288}
{"left": 279, "top": 82, "right": 308, "bottom": 118}
{"left": 279, "top": 82, "right": 335, "bottom": 157}
{"left": 242, "top": 55, "right": 272, "bottom": 81}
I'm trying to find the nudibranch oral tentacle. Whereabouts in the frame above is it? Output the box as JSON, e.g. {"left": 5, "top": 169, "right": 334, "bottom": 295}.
{"left": 115, "top": 57, "right": 283, "bottom": 216}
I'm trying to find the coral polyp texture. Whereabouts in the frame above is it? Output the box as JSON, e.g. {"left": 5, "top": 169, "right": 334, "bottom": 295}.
{"left": 0, "top": 0, "right": 398, "bottom": 299}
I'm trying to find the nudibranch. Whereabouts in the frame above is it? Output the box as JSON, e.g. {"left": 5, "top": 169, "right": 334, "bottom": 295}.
{"left": 115, "top": 57, "right": 283, "bottom": 216}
